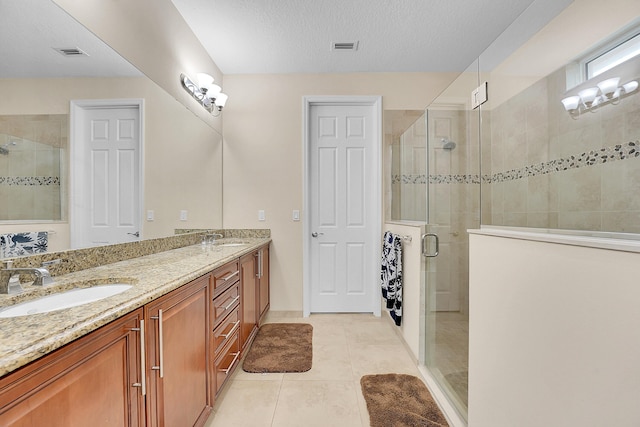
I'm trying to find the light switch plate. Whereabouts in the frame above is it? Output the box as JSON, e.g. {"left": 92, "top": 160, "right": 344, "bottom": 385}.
{"left": 293, "top": 210, "right": 300, "bottom": 221}
{"left": 179, "top": 210, "right": 188, "bottom": 221}
{"left": 258, "top": 210, "right": 265, "bottom": 221}
{"left": 147, "top": 210, "right": 154, "bottom": 221}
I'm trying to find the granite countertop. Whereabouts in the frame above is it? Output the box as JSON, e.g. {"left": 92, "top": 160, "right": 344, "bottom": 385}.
{"left": 0, "top": 237, "right": 270, "bottom": 378}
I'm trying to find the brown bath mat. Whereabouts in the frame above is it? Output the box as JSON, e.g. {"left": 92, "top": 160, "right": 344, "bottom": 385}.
{"left": 360, "top": 374, "right": 449, "bottom": 427}
{"left": 242, "top": 323, "right": 313, "bottom": 373}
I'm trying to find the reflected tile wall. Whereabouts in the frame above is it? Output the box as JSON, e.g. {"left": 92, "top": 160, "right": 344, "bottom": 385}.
{"left": 385, "top": 110, "right": 424, "bottom": 222}
{"left": 0, "top": 115, "right": 66, "bottom": 221}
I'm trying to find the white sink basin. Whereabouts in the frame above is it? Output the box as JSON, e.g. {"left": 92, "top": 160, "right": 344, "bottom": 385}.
{"left": 0, "top": 284, "right": 132, "bottom": 318}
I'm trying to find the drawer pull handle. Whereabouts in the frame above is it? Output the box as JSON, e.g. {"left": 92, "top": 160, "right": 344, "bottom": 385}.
{"left": 150, "top": 310, "right": 164, "bottom": 378}
{"left": 130, "top": 319, "right": 146, "bottom": 396}
{"left": 221, "top": 271, "right": 239, "bottom": 282}
{"left": 222, "top": 352, "right": 240, "bottom": 374}
{"left": 220, "top": 321, "right": 240, "bottom": 338}
{"left": 223, "top": 295, "right": 240, "bottom": 311}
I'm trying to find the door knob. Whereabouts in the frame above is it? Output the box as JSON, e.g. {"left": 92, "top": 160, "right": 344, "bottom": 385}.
{"left": 128, "top": 231, "right": 140, "bottom": 238}
{"left": 311, "top": 232, "right": 324, "bottom": 238}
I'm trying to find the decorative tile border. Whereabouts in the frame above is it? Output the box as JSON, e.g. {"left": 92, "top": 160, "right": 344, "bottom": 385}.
{"left": 0, "top": 176, "right": 60, "bottom": 186}
{"left": 392, "top": 174, "right": 480, "bottom": 184}
{"left": 393, "top": 141, "right": 638, "bottom": 185}
{"left": 490, "top": 140, "right": 638, "bottom": 183}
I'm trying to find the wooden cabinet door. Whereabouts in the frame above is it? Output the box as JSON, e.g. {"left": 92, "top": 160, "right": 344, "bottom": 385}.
{"left": 0, "top": 309, "right": 145, "bottom": 427}
{"left": 240, "top": 252, "right": 258, "bottom": 350}
{"left": 258, "top": 246, "right": 270, "bottom": 322}
{"left": 145, "top": 274, "right": 211, "bottom": 427}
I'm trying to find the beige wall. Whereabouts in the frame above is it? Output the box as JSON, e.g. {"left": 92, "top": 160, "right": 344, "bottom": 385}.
{"left": 469, "top": 232, "right": 640, "bottom": 426}
{"left": 222, "top": 73, "right": 458, "bottom": 311}
{"left": 0, "top": 76, "right": 223, "bottom": 249}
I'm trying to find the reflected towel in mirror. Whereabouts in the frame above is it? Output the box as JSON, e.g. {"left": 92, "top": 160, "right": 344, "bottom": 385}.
{"left": 0, "top": 232, "right": 48, "bottom": 257}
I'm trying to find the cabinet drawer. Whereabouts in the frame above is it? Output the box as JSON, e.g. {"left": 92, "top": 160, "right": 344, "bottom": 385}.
{"left": 213, "top": 331, "right": 240, "bottom": 396}
{"left": 212, "top": 306, "right": 240, "bottom": 355}
{"left": 212, "top": 282, "right": 240, "bottom": 325}
{"left": 212, "top": 260, "right": 239, "bottom": 295}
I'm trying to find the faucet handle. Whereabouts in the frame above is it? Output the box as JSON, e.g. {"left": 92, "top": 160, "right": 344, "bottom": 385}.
{"left": 31, "top": 268, "right": 53, "bottom": 287}
{"left": 41, "top": 259, "right": 61, "bottom": 268}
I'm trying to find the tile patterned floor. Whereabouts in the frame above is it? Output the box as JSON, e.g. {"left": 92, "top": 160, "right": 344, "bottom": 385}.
{"left": 204, "top": 312, "right": 425, "bottom": 427}
{"left": 434, "top": 312, "right": 469, "bottom": 408}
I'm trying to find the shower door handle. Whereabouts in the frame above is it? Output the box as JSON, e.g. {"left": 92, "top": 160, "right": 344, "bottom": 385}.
{"left": 421, "top": 233, "right": 439, "bottom": 257}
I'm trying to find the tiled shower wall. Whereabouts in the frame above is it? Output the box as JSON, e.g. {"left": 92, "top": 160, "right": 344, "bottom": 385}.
{"left": 0, "top": 115, "right": 67, "bottom": 221}
{"left": 385, "top": 110, "right": 424, "bottom": 221}
{"left": 485, "top": 59, "right": 640, "bottom": 233}
{"left": 388, "top": 107, "right": 480, "bottom": 314}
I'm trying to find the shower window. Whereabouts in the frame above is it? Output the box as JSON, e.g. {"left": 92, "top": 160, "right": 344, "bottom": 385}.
{"left": 586, "top": 29, "right": 640, "bottom": 80}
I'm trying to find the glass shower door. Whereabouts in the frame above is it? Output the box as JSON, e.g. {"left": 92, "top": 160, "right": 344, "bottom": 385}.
{"left": 422, "top": 61, "right": 480, "bottom": 421}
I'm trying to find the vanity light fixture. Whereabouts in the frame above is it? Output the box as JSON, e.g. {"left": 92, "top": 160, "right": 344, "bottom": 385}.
{"left": 180, "top": 72, "right": 228, "bottom": 116}
{"left": 561, "top": 76, "right": 638, "bottom": 119}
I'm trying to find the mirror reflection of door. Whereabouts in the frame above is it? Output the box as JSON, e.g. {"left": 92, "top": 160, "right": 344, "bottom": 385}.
{"left": 70, "top": 100, "right": 142, "bottom": 249}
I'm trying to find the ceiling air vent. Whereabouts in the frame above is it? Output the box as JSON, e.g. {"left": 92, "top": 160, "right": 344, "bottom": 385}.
{"left": 53, "top": 47, "right": 88, "bottom": 57}
{"left": 332, "top": 41, "right": 359, "bottom": 51}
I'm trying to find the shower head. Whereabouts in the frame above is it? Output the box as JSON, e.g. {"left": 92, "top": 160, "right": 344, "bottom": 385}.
{"left": 441, "top": 138, "right": 456, "bottom": 150}
{"left": 0, "top": 140, "right": 17, "bottom": 155}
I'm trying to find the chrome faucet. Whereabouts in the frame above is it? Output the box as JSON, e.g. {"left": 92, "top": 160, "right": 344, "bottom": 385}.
{"left": 0, "top": 261, "right": 54, "bottom": 294}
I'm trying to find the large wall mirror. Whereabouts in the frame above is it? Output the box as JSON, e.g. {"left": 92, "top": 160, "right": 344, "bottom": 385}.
{"left": 0, "top": 0, "right": 223, "bottom": 255}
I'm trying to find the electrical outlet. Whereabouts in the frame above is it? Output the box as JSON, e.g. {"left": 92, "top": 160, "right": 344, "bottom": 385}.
{"left": 180, "top": 210, "right": 188, "bottom": 221}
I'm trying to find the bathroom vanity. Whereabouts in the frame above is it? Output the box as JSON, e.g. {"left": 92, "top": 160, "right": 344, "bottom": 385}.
{"left": 0, "top": 236, "right": 270, "bottom": 426}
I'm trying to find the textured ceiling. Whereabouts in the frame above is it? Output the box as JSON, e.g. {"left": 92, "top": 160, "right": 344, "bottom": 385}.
{"left": 169, "top": 0, "right": 562, "bottom": 74}
{"left": 0, "top": 0, "right": 574, "bottom": 78}
{"left": 0, "top": 0, "right": 140, "bottom": 78}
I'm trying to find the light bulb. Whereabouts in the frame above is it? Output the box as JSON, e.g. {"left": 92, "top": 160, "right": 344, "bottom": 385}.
{"left": 215, "top": 93, "right": 228, "bottom": 109}
{"left": 578, "top": 87, "right": 599, "bottom": 107}
{"left": 597, "top": 77, "right": 620, "bottom": 99}
{"left": 623, "top": 80, "right": 638, "bottom": 94}
{"left": 196, "top": 73, "right": 214, "bottom": 91}
{"left": 561, "top": 96, "right": 580, "bottom": 111}
{"left": 208, "top": 84, "right": 222, "bottom": 99}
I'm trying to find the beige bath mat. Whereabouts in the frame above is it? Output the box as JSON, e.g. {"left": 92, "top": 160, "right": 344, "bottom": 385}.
{"left": 360, "top": 373, "right": 449, "bottom": 427}
{"left": 242, "top": 323, "right": 313, "bottom": 373}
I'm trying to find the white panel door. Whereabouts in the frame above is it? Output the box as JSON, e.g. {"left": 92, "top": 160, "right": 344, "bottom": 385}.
{"left": 309, "top": 103, "right": 377, "bottom": 312}
{"left": 74, "top": 106, "right": 140, "bottom": 248}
